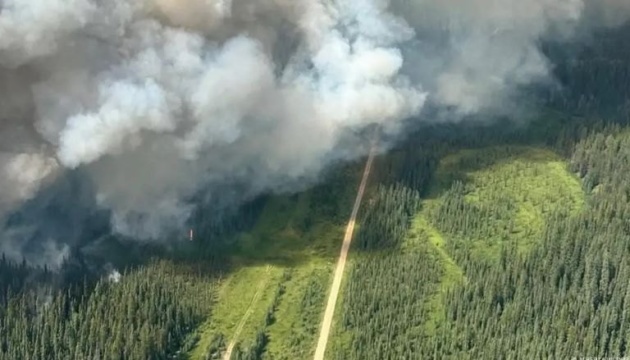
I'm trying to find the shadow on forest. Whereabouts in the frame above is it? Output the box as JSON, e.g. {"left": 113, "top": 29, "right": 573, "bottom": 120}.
{"left": 1, "top": 113, "right": 579, "bottom": 289}
{"left": 425, "top": 145, "right": 564, "bottom": 200}
{"left": 44, "top": 107, "right": 597, "bottom": 292}
{"left": 80, "top": 158, "right": 366, "bottom": 283}
{"left": 350, "top": 113, "right": 580, "bottom": 255}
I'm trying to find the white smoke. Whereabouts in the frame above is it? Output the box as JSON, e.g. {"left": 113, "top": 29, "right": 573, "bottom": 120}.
{"left": 59, "top": 79, "right": 179, "bottom": 167}
{"left": 0, "top": 0, "right": 628, "bottom": 259}
{"left": 0, "top": 0, "right": 95, "bottom": 67}
{"left": 107, "top": 269, "right": 122, "bottom": 283}
{"left": 5, "top": 153, "right": 59, "bottom": 199}
{"left": 28, "top": 0, "right": 425, "bottom": 239}
{"left": 390, "top": 0, "right": 586, "bottom": 115}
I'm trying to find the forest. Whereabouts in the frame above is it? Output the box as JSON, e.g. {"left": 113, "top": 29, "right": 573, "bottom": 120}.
{"left": 2, "top": 18, "right": 630, "bottom": 360}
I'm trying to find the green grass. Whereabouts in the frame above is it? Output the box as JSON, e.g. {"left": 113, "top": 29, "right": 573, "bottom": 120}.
{"left": 188, "top": 264, "right": 282, "bottom": 359}
{"left": 234, "top": 195, "right": 346, "bottom": 265}
{"left": 186, "top": 163, "right": 362, "bottom": 359}
{"left": 264, "top": 260, "right": 333, "bottom": 359}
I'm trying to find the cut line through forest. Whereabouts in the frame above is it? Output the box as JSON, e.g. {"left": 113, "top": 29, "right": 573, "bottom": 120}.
{"left": 314, "top": 135, "right": 377, "bottom": 360}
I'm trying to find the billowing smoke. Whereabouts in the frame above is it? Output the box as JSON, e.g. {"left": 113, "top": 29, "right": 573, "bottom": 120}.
{"left": 393, "top": 0, "right": 630, "bottom": 116}
{"left": 0, "top": 0, "right": 628, "bottom": 265}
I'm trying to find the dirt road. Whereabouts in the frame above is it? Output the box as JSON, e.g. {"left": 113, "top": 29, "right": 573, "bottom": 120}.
{"left": 313, "top": 137, "right": 377, "bottom": 360}
{"left": 222, "top": 266, "right": 271, "bottom": 360}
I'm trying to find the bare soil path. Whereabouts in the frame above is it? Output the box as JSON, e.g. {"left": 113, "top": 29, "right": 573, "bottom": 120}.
{"left": 313, "top": 137, "right": 377, "bottom": 360}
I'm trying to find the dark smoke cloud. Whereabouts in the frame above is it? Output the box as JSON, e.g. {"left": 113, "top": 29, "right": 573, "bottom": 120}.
{"left": 0, "top": 0, "right": 628, "bottom": 266}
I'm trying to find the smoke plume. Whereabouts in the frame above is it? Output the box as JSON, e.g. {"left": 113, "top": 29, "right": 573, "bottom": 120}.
{"left": 0, "top": 0, "right": 628, "bottom": 265}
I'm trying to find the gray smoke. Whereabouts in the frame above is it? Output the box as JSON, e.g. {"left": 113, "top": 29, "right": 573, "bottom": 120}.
{"left": 0, "top": 0, "right": 628, "bottom": 265}
{"left": 393, "top": 0, "right": 630, "bottom": 116}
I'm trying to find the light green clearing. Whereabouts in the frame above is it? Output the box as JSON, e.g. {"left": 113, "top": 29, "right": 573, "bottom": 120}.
{"left": 264, "top": 261, "right": 333, "bottom": 359}
{"left": 430, "top": 146, "right": 584, "bottom": 260}
{"left": 187, "top": 164, "right": 362, "bottom": 359}
{"left": 415, "top": 146, "right": 586, "bottom": 334}
{"left": 188, "top": 264, "right": 282, "bottom": 359}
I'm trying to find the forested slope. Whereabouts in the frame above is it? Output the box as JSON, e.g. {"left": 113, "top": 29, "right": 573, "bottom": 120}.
{"left": 5, "top": 116, "right": 630, "bottom": 360}
{"left": 0, "top": 259, "right": 215, "bottom": 359}
{"left": 2, "top": 22, "right": 630, "bottom": 360}
{"left": 329, "top": 119, "right": 630, "bottom": 359}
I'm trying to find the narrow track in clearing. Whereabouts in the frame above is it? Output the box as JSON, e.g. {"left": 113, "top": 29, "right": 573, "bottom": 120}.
{"left": 222, "top": 265, "right": 271, "bottom": 360}
{"left": 313, "top": 135, "right": 377, "bottom": 360}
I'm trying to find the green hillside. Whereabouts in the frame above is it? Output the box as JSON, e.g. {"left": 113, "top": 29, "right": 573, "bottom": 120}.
{"left": 328, "top": 121, "right": 630, "bottom": 359}
{"left": 5, "top": 118, "right": 630, "bottom": 360}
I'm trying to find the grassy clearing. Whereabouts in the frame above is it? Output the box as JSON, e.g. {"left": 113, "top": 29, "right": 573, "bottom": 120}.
{"left": 428, "top": 146, "right": 585, "bottom": 262}
{"left": 186, "top": 163, "right": 362, "bottom": 359}
{"left": 264, "top": 260, "right": 333, "bottom": 359}
{"left": 188, "top": 265, "right": 281, "bottom": 359}
{"left": 234, "top": 194, "right": 346, "bottom": 266}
